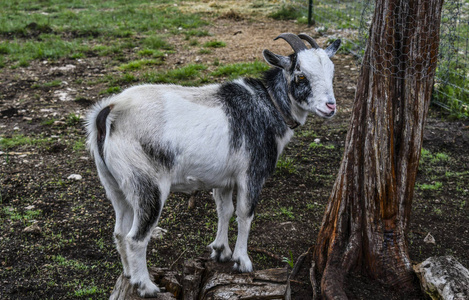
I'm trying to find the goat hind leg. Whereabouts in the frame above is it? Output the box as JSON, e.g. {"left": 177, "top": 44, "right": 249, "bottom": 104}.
{"left": 210, "top": 187, "right": 234, "bottom": 262}
{"left": 125, "top": 179, "right": 168, "bottom": 298}
{"left": 97, "top": 168, "right": 133, "bottom": 278}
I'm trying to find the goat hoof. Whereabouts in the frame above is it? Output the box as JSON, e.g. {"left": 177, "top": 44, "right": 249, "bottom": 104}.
{"left": 136, "top": 281, "right": 160, "bottom": 298}
{"left": 210, "top": 243, "right": 232, "bottom": 263}
{"left": 233, "top": 257, "right": 253, "bottom": 273}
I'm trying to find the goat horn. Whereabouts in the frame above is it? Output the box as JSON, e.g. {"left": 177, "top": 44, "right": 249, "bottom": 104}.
{"left": 298, "top": 33, "right": 320, "bottom": 49}
{"left": 274, "top": 33, "right": 307, "bottom": 53}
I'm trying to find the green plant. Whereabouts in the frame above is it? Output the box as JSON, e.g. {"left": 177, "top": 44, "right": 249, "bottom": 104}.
{"left": 282, "top": 250, "right": 295, "bottom": 268}
{"left": 276, "top": 156, "right": 297, "bottom": 175}
{"left": 417, "top": 181, "right": 443, "bottom": 191}
{"left": 280, "top": 206, "right": 295, "bottom": 219}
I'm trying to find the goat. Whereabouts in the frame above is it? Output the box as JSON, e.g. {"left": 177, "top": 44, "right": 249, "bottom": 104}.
{"left": 86, "top": 33, "right": 341, "bottom": 297}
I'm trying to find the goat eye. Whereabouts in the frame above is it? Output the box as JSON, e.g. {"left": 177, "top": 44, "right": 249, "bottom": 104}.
{"left": 298, "top": 75, "right": 305, "bottom": 80}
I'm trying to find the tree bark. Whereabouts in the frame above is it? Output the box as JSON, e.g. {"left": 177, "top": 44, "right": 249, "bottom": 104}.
{"left": 313, "top": 0, "right": 444, "bottom": 298}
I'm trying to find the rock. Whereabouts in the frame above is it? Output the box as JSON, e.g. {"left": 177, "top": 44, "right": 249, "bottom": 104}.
{"left": 67, "top": 174, "right": 82, "bottom": 181}
{"left": 151, "top": 227, "right": 167, "bottom": 240}
{"left": 414, "top": 256, "right": 469, "bottom": 300}
{"left": 424, "top": 232, "right": 436, "bottom": 244}
{"left": 23, "top": 223, "right": 41, "bottom": 234}
{"left": 313, "top": 138, "right": 321, "bottom": 144}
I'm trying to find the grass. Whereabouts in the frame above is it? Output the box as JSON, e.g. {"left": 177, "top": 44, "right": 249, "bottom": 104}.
{"left": 203, "top": 40, "right": 226, "bottom": 48}
{"left": 118, "top": 59, "right": 163, "bottom": 71}
{"left": 211, "top": 61, "right": 270, "bottom": 80}
{"left": 417, "top": 182, "right": 443, "bottom": 191}
{"left": 142, "top": 64, "right": 207, "bottom": 85}
{"left": 0, "top": 0, "right": 207, "bottom": 66}
{"left": 0, "top": 134, "right": 51, "bottom": 150}
{"left": 276, "top": 156, "right": 297, "bottom": 175}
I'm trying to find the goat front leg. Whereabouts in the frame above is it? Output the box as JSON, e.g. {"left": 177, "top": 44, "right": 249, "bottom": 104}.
{"left": 232, "top": 184, "right": 256, "bottom": 272}
{"left": 210, "top": 187, "right": 234, "bottom": 262}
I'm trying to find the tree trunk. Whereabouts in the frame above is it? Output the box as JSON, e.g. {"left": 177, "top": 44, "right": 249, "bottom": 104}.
{"left": 313, "top": 0, "right": 444, "bottom": 298}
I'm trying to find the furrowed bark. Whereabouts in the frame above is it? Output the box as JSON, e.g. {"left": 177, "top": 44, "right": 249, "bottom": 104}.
{"left": 313, "top": 0, "right": 444, "bottom": 298}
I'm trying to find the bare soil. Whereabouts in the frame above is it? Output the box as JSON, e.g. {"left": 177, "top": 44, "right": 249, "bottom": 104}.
{"left": 1, "top": 13, "right": 469, "bottom": 300}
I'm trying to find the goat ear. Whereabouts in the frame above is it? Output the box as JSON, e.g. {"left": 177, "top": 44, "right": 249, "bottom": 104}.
{"left": 263, "top": 49, "right": 291, "bottom": 69}
{"left": 325, "top": 39, "right": 341, "bottom": 58}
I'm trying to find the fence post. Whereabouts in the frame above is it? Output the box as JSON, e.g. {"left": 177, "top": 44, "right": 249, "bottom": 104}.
{"left": 308, "top": 0, "right": 314, "bottom": 27}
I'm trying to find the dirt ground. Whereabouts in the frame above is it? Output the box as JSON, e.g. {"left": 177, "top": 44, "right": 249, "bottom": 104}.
{"left": 1, "top": 12, "right": 469, "bottom": 300}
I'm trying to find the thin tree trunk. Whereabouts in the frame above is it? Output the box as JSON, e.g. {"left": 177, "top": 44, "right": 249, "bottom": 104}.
{"left": 313, "top": 0, "right": 444, "bottom": 298}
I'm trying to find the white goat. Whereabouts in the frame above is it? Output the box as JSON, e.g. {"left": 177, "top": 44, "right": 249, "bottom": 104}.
{"left": 86, "top": 33, "right": 341, "bottom": 297}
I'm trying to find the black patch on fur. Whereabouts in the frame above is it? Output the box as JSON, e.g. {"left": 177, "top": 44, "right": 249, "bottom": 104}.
{"left": 290, "top": 76, "right": 312, "bottom": 103}
{"left": 217, "top": 78, "right": 289, "bottom": 216}
{"left": 133, "top": 174, "right": 162, "bottom": 241}
{"left": 140, "top": 142, "right": 175, "bottom": 170}
{"left": 96, "top": 106, "right": 111, "bottom": 161}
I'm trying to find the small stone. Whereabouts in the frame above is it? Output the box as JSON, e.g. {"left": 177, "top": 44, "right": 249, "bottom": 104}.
{"left": 314, "top": 138, "right": 321, "bottom": 144}
{"left": 67, "top": 174, "right": 82, "bottom": 181}
{"left": 424, "top": 232, "right": 436, "bottom": 244}
{"left": 23, "top": 223, "right": 41, "bottom": 234}
{"left": 151, "top": 227, "right": 167, "bottom": 240}
{"left": 25, "top": 205, "right": 35, "bottom": 210}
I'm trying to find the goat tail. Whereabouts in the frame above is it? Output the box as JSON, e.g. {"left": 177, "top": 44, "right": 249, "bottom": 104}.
{"left": 85, "top": 97, "right": 116, "bottom": 165}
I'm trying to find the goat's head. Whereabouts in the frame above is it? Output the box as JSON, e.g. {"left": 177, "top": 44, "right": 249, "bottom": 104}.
{"left": 263, "top": 33, "right": 341, "bottom": 118}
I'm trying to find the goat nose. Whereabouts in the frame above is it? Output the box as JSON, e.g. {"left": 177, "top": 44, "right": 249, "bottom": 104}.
{"left": 326, "top": 103, "right": 336, "bottom": 111}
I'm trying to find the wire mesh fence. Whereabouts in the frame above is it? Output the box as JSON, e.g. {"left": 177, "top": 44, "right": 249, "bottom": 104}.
{"left": 286, "top": 0, "right": 468, "bottom": 117}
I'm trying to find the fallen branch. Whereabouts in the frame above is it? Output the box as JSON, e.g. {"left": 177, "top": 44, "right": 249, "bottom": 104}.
{"left": 310, "top": 260, "right": 318, "bottom": 300}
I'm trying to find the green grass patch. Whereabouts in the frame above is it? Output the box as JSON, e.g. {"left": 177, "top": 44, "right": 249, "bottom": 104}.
{"left": 0, "top": 1, "right": 207, "bottom": 66}
{"left": 276, "top": 156, "right": 297, "bottom": 175}
{"left": 143, "top": 36, "right": 173, "bottom": 50}
{"left": 118, "top": 59, "right": 163, "bottom": 71}
{"left": 417, "top": 181, "right": 443, "bottom": 191}
{"left": 0, "top": 134, "right": 50, "bottom": 150}
{"left": 99, "top": 86, "right": 122, "bottom": 95}
{"left": 203, "top": 40, "right": 226, "bottom": 48}
{"left": 211, "top": 61, "right": 269, "bottom": 80}
{"left": 32, "top": 80, "right": 62, "bottom": 89}
{"left": 142, "top": 64, "right": 207, "bottom": 85}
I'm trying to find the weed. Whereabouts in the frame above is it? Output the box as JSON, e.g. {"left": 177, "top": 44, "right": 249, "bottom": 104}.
{"left": 276, "top": 156, "right": 297, "bottom": 175}
{"left": 74, "top": 285, "right": 101, "bottom": 297}
{"left": 72, "top": 140, "right": 86, "bottom": 152}
{"left": 282, "top": 250, "right": 295, "bottom": 268}
{"left": 66, "top": 113, "right": 81, "bottom": 126}
{"left": 280, "top": 206, "right": 295, "bottom": 220}
{"left": 417, "top": 182, "right": 443, "bottom": 191}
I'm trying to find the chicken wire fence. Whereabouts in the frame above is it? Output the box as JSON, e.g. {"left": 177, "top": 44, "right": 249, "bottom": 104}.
{"left": 285, "top": 0, "right": 468, "bottom": 117}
